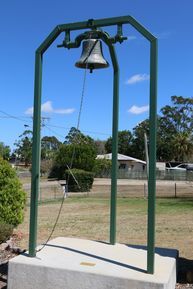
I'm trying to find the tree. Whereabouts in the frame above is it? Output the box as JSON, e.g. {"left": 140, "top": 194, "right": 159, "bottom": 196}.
{"left": 131, "top": 119, "right": 149, "bottom": 160}
{"left": 94, "top": 139, "right": 106, "bottom": 154}
{"left": 49, "top": 128, "right": 97, "bottom": 179}
{"left": 50, "top": 143, "right": 96, "bottom": 179}
{"left": 131, "top": 117, "right": 172, "bottom": 161}
{"left": 14, "top": 130, "right": 32, "bottom": 166}
{"left": 159, "top": 96, "right": 193, "bottom": 161}
{"left": 131, "top": 96, "right": 193, "bottom": 162}
{"left": 64, "top": 127, "right": 95, "bottom": 147}
{"left": 0, "top": 142, "right": 10, "bottom": 160}
{"left": 41, "top": 136, "right": 61, "bottom": 160}
{"left": 56, "top": 143, "right": 96, "bottom": 171}
{"left": 171, "top": 132, "right": 193, "bottom": 162}
{"left": 94, "top": 158, "right": 111, "bottom": 177}
{"left": 160, "top": 96, "right": 193, "bottom": 134}
{"left": 105, "top": 130, "right": 133, "bottom": 156}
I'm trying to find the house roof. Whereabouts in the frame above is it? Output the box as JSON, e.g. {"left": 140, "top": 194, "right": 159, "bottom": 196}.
{"left": 96, "top": 153, "right": 146, "bottom": 164}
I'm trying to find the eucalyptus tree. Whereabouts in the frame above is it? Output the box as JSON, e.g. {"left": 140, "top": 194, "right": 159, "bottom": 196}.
{"left": 105, "top": 130, "right": 133, "bottom": 156}
{"left": 160, "top": 96, "right": 193, "bottom": 161}
{"left": 41, "top": 136, "right": 61, "bottom": 160}
{"left": 14, "top": 130, "right": 32, "bottom": 166}
{"left": 131, "top": 96, "right": 193, "bottom": 162}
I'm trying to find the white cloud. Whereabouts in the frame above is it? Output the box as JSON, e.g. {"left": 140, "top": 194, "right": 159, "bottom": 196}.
{"left": 25, "top": 101, "right": 75, "bottom": 115}
{"left": 41, "top": 101, "right": 53, "bottom": 113}
{"left": 126, "top": 74, "right": 150, "bottom": 85}
{"left": 128, "top": 105, "right": 149, "bottom": 115}
{"left": 53, "top": 108, "right": 75, "bottom": 114}
{"left": 25, "top": 107, "right": 33, "bottom": 115}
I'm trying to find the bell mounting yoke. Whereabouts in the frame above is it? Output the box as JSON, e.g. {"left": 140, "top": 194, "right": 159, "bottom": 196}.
{"left": 57, "top": 28, "right": 127, "bottom": 50}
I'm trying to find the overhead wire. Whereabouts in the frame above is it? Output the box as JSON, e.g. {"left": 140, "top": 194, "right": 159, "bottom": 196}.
{"left": 0, "top": 110, "right": 32, "bottom": 124}
{"left": 47, "top": 123, "right": 111, "bottom": 137}
{"left": 0, "top": 111, "right": 110, "bottom": 139}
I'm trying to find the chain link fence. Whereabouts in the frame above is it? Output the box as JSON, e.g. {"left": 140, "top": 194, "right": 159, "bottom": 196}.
{"left": 98, "top": 169, "right": 193, "bottom": 182}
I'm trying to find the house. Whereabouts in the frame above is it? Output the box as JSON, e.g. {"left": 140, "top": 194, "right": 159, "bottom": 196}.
{"left": 96, "top": 153, "right": 146, "bottom": 172}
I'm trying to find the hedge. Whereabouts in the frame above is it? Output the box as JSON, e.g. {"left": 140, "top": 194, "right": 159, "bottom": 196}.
{"left": 65, "top": 169, "right": 94, "bottom": 192}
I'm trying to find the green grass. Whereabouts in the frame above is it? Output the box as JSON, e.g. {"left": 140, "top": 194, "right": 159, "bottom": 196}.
{"left": 156, "top": 198, "right": 193, "bottom": 213}
{"left": 38, "top": 196, "right": 193, "bottom": 214}
{"left": 17, "top": 195, "right": 193, "bottom": 259}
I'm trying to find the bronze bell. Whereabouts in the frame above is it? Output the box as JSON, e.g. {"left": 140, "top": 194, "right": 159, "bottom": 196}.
{"left": 75, "top": 39, "right": 109, "bottom": 73}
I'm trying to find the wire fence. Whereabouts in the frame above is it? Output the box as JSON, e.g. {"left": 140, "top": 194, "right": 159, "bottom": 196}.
{"left": 23, "top": 180, "right": 64, "bottom": 204}
{"left": 23, "top": 177, "right": 193, "bottom": 204}
{"left": 91, "top": 182, "right": 193, "bottom": 199}
{"left": 98, "top": 169, "right": 193, "bottom": 182}
{"left": 18, "top": 167, "right": 193, "bottom": 182}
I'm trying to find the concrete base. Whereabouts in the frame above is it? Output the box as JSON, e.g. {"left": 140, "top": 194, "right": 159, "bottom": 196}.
{"left": 8, "top": 237, "right": 178, "bottom": 289}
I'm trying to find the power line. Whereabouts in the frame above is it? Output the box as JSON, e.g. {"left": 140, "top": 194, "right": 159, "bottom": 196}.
{"left": 0, "top": 110, "right": 32, "bottom": 124}
{"left": 0, "top": 110, "right": 111, "bottom": 138}
{"left": 47, "top": 123, "right": 111, "bottom": 137}
{"left": 43, "top": 124, "right": 65, "bottom": 140}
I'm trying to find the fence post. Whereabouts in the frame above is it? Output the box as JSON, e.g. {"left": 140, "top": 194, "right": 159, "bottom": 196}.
{"left": 144, "top": 183, "right": 147, "bottom": 198}
{"left": 175, "top": 183, "right": 177, "bottom": 198}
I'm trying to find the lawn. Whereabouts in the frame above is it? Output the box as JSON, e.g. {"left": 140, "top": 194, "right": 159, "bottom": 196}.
{"left": 17, "top": 195, "right": 193, "bottom": 259}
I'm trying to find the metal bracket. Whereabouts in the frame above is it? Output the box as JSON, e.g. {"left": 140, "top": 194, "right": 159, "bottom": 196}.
{"left": 57, "top": 25, "right": 127, "bottom": 49}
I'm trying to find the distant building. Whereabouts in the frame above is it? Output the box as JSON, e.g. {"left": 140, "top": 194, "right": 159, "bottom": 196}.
{"left": 156, "top": 162, "right": 166, "bottom": 171}
{"left": 96, "top": 153, "right": 146, "bottom": 172}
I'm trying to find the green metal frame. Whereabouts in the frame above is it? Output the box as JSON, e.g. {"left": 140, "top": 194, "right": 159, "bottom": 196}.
{"left": 29, "top": 16, "right": 157, "bottom": 274}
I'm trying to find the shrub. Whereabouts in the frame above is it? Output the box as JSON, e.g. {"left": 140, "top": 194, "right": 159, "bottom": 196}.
{"left": 66, "top": 169, "right": 94, "bottom": 192}
{"left": 49, "top": 143, "right": 96, "bottom": 180}
{"left": 94, "top": 158, "right": 112, "bottom": 177}
{"left": 48, "top": 164, "right": 66, "bottom": 180}
{"left": 0, "top": 219, "right": 13, "bottom": 243}
{"left": 0, "top": 158, "right": 26, "bottom": 226}
{"left": 40, "top": 159, "right": 53, "bottom": 176}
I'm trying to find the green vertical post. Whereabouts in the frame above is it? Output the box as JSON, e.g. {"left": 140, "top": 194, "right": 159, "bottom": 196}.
{"left": 109, "top": 45, "right": 119, "bottom": 245}
{"left": 29, "top": 52, "right": 42, "bottom": 257}
{"left": 28, "top": 26, "right": 61, "bottom": 257}
{"left": 147, "top": 38, "right": 158, "bottom": 274}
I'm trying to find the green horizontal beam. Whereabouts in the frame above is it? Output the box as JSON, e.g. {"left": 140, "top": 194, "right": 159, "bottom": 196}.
{"left": 37, "top": 15, "right": 156, "bottom": 54}
{"left": 58, "top": 16, "right": 156, "bottom": 41}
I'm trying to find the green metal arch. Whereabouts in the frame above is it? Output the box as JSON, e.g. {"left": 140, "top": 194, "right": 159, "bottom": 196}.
{"left": 29, "top": 16, "right": 157, "bottom": 275}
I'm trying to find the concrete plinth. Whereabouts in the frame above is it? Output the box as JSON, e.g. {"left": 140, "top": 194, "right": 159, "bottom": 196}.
{"left": 8, "top": 237, "right": 178, "bottom": 289}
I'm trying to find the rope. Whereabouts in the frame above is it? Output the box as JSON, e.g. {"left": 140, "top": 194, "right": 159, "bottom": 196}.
{"left": 36, "top": 38, "right": 98, "bottom": 253}
{"left": 36, "top": 192, "right": 66, "bottom": 253}
{"left": 36, "top": 69, "right": 87, "bottom": 252}
{"left": 69, "top": 66, "right": 88, "bottom": 171}
{"left": 69, "top": 37, "right": 99, "bottom": 173}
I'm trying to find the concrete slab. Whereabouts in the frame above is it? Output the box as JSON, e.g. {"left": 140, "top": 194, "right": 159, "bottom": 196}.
{"left": 8, "top": 237, "right": 178, "bottom": 289}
